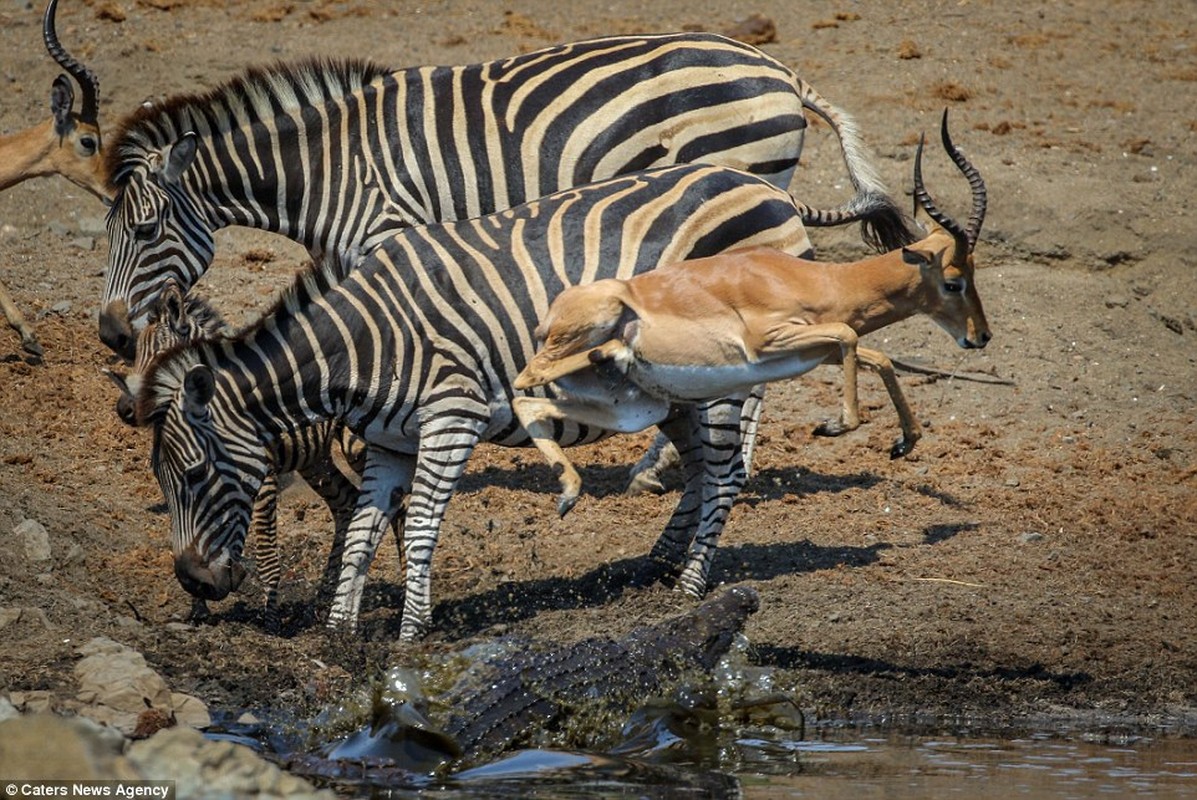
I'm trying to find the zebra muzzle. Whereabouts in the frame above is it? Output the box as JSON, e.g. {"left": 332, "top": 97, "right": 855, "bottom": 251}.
{"left": 174, "top": 546, "right": 247, "bottom": 601}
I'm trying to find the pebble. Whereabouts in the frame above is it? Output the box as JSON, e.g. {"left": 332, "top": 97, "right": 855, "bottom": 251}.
{"left": 1104, "top": 294, "right": 1130, "bottom": 309}
{"left": 1019, "top": 532, "right": 1044, "bottom": 544}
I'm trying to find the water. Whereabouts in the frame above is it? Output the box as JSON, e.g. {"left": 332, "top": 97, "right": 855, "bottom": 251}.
{"left": 211, "top": 710, "right": 1197, "bottom": 799}
{"left": 205, "top": 647, "right": 1197, "bottom": 798}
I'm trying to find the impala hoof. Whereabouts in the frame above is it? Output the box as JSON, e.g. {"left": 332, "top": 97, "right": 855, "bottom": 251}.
{"left": 890, "top": 435, "right": 918, "bottom": 459}
{"left": 557, "top": 492, "right": 579, "bottom": 518}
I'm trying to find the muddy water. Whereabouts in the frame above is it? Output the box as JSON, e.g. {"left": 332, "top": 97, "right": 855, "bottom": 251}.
{"left": 397, "top": 731, "right": 1197, "bottom": 799}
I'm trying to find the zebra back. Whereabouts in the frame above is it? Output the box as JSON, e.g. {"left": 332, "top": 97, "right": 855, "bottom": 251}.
{"left": 100, "top": 32, "right": 912, "bottom": 355}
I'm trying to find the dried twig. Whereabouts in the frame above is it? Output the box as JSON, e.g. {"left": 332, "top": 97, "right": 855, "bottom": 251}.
{"left": 892, "top": 356, "right": 1016, "bottom": 385}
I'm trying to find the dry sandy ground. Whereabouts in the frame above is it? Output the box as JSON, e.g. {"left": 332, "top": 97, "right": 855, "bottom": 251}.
{"left": 1, "top": 0, "right": 1195, "bottom": 751}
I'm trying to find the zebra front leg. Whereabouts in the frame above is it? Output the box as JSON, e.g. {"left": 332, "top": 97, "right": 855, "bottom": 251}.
{"left": 325, "top": 447, "right": 413, "bottom": 634}
{"left": 675, "top": 396, "right": 750, "bottom": 598}
{"left": 625, "top": 433, "right": 678, "bottom": 496}
{"left": 0, "top": 279, "right": 42, "bottom": 361}
{"left": 249, "top": 470, "right": 282, "bottom": 633}
{"left": 398, "top": 414, "right": 487, "bottom": 642}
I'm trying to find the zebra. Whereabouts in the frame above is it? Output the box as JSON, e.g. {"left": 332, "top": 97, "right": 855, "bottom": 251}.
{"left": 105, "top": 283, "right": 365, "bottom": 631}
{"left": 98, "top": 31, "right": 916, "bottom": 357}
{"left": 132, "top": 163, "right": 815, "bottom": 640}
{"left": 96, "top": 32, "right": 914, "bottom": 494}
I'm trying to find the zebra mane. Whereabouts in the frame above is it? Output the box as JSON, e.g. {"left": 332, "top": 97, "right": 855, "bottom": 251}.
{"left": 133, "top": 252, "right": 354, "bottom": 426}
{"left": 106, "top": 57, "right": 393, "bottom": 186}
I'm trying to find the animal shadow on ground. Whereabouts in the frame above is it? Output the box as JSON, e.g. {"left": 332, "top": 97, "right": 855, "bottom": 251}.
{"left": 754, "top": 644, "right": 1094, "bottom": 702}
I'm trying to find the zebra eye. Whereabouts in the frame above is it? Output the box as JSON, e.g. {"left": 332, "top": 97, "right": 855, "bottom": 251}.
{"left": 133, "top": 220, "right": 158, "bottom": 241}
{"left": 182, "top": 461, "right": 207, "bottom": 489}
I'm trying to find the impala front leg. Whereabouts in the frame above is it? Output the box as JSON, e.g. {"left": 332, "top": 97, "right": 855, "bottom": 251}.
{"left": 757, "top": 321, "right": 861, "bottom": 438}
{"left": 857, "top": 345, "right": 921, "bottom": 458}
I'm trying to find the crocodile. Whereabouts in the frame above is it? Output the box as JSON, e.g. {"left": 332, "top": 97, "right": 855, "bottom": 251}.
{"left": 288, "top": 585, "right": 761, "bottom": 781}
{"left": 440, "top": 584, "right": 761, "bottom": 762}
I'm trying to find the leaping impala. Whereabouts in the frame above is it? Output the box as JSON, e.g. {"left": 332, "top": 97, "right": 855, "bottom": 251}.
{"left": 1, "top": 0, "right": 107, "bottom": 359}
{"left": 514, "top": 109, "right": 990, "bottom": 522}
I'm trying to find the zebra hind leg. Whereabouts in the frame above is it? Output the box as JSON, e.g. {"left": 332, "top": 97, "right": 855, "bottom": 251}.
{"left": 625, "top": 385, "right": 765, "bottom": 496}
{"left": 640, "top": 407, "right": 705, "bottom": 586}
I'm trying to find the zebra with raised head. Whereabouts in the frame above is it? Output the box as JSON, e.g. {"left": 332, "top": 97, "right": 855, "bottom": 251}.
{"left": 98, "top": 31, "right": 915, "bottom": 357}
{"left": 106, "top": 283, "right": 364, "bottom": 631}
{"left": 132, "top": 163, "right": 814, "bottom": 640}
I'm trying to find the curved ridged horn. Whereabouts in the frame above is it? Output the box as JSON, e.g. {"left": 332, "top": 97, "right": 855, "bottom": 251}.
{"left": 913, "top": 109, "right": 988, "bottom": 253}
{"left": 938, "top": 108, "right": 987, "bottom": 251}
{"left": 43, "top": 0, "right": 100, "bottom": 124}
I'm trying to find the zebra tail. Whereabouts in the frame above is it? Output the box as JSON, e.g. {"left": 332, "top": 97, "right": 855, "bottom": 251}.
{"left": 792, "top": 76, "right": 918, "bottom": 251}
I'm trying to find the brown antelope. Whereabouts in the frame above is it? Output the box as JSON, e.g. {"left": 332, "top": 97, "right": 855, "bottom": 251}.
{"left": 514, "top": 110, "right": 990, "bottom": 528}
{"left": 1, "top": 0, "right": 107, "bottom": 358}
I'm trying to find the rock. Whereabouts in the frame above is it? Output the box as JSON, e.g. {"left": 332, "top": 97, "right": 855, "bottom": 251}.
{"left": 7, "top": 691, "right": 53, "bottom": 714}
{"left": 1104, "top": 294, "right": 1130, "bottom": 309}
{"left": 15, "top": 518, "right": 51, "bottom": 563}
{"left": 74, "top": 637, "right": 210, "bottom": 734}
{"left": 1020, "top": 532, "right": 1044, "bottom": 544}
{"left": 0, "top": 716, "right": 332, "bottom": 799}
{"left": 0, "top": 715, "right": 135, "bottom": 780}
{"left": 0, "top": 696, "right": 18, "bottom": 722}
{"left": 0, "top": 607, "right": 52, "bottom": 632}
{"left": 127, "top": 726, "right": 334, "bottom": 799}
{"left": 78, "top": 216, "right": 108, "bottom": 236}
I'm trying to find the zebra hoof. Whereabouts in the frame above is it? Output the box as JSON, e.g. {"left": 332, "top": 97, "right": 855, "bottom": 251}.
{"left": 625, "top": 472, "right": 666, "bottom": 496}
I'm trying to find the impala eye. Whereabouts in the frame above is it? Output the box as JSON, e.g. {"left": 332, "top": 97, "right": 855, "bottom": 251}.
{"left": 944, "top": 280, "right": 965, "bottom": 294}
{"left": 78, "top": 135, "right": 99, "bottom": 156}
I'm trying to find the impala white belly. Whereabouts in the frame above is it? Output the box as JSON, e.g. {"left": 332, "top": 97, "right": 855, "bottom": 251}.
{"left": 628, "top": 352, "right": 830, "bottom": 401}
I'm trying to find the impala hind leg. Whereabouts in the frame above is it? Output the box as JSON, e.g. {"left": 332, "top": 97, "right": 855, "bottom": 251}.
{"left": 0, "top": 280, "right": 42, "bottom": 361}
{"left": 513, "top": 393, "right": 669, "bottom": 516}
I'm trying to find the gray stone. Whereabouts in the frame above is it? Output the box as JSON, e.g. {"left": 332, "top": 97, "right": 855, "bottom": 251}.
{"left": 15, "top": 518, "right": 51, "bottom": 563}
{"left": 74, "top": 637, "right": 210, "bottom": 734}
{"left": 127, "top": 726, "right": 334, "bottom": 799}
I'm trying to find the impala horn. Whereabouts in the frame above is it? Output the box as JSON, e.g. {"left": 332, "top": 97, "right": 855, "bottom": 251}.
{"left": 43, "top": 0, "right": 100, "bottom": 125}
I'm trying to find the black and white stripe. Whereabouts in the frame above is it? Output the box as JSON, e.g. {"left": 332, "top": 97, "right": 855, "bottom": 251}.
{"left": 135, "top": 164, "right": 813, "bottom": 639}
{"left": 109, "top": 286, "right": 363, "bottom": 631}
{"left": 100, "top": 31, "right": 914, "bottom": 355}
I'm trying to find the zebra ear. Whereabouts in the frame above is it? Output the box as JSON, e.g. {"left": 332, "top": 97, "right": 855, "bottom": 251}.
{"left": 159, "top": 281, "right": 188, "bottom": 336}
{"left": 161, "top": 132, "right": 198, "bottom": 184}
{"left": 182, "top": 364, "right": 215, "bottom": 413}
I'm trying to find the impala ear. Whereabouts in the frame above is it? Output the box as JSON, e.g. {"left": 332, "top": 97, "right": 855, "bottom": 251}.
{"left": 182, "top": 364, "right": 215, "bottom": 413}
{"left": 901, "top": 245, "right": 933, "bottom": 268}
{"left": 50, "top": 74, "right": 75, "bottom": 138}
{"left": 160, "top": 132, "right": 198, "bottom": 184}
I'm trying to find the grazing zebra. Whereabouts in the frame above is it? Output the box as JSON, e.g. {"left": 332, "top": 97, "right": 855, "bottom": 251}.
{"left": 106, "top": 284, "right": 364, "bottom": 631}
{"left": 132, "top": 163, "right": 814, "bottom": 640}
{"left": 98, "top": 31, "right": 916, "bottom": 357}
